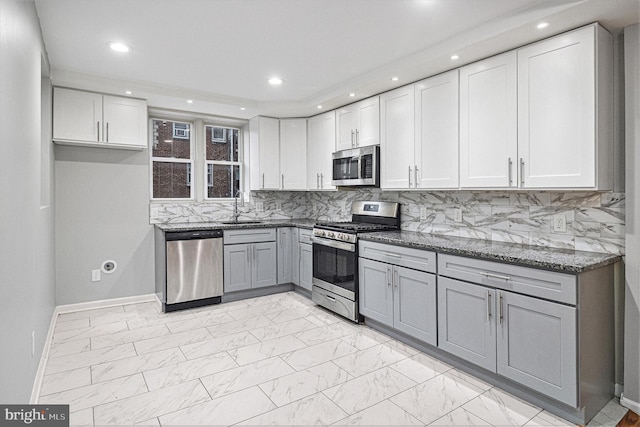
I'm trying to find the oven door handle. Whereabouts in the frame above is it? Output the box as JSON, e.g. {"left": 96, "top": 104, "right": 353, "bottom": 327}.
{"left": 312, "top": 237, "right": 356, "bottom": 252}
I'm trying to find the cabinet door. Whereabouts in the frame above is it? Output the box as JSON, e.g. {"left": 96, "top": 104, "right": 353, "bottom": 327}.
{"left": 277, "top": 228, "right": 293, "bottom": 284}
{"left": 517, "top": 27, "right": 596, "bottom": 188}
{"left": 223, "top": 244, "right": 252, "bottom": 292}
{"left": 497, "top": 291, "right": 577, "bottom": 406}
{"left": 253, "top": 242, "right": 277, "bottom": 288}
{"left": 280, "top": 119, "right": 307, "bottom": 190}
{"left": 380, "top": 86, "right": 415, "bottom": 189}
{"left": 358, "top": 258, "right": 393, "bottom": 327}
{"left": 307, "top": 111, "right": 336, "bottom": 190}
{"left": 356, "top": 96, "right": 380, "bottom": 147}
{"left": 53, "top": 88, "right": 103, "bottom": 143}
{"left": 335, "top": 105, "right": 357, "bottom": 151}
{"left": 299, "top": 243, "right": 313, "bottom": 291}
{"left": 291, "top": 228, "right": 300, "bottom": 285}
{"left": 437, "top": 277, "right": 496, "bottom": 371}
{"left": 415, "top": 70, "right": 459, "bottom": 189}
{"left": 393, "top": 266, "right": 437, "bottom": 345}
{"left": 102, "top": 95, "right": 148, "bottom": 148}
{"left": 249, "top": 117, "right": 280, "bottom": 190}
{"left": 460, "top": 52, "right": 517, "bottom": 188}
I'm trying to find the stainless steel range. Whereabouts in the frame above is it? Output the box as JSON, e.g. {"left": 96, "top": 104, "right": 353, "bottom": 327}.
{"left": 311, "top": 201, "right": 400, "bottom": 322}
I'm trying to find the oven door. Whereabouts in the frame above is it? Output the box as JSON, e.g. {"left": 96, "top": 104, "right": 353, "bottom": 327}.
{"left": 312, "top": 236, "right": 356, "bottom": 300}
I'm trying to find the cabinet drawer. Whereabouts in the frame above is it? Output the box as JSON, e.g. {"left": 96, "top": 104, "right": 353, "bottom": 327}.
{"left": 299, "top": 229, "right": 313, "bottom": 245}
{"left": 224, "top": 228, "right": 276, "bottom": 244}
{"left": 359, "top": 240, "right": 436, "bottom": 273}
{"left": 438, "top": 254, "right": 576, "bottom": 305}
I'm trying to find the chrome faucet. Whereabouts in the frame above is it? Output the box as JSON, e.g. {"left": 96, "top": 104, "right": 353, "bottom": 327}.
{"left": 232, "top": 190, "right": 242, "bottom": 222}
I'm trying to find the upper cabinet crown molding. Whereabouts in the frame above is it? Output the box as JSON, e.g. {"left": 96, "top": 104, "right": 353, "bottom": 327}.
{"left": 53, "top": 87, "right": 148, "bottom": 150}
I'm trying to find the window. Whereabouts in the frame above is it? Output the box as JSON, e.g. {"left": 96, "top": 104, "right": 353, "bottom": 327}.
{"left": 205, "top": 125, "right": 241, "bottom": 199}
{"left": 151, "top": 119, "right": 193, "bottom": 199}
{"left": 172, "top": 122, "right": 190, "bottom": 139}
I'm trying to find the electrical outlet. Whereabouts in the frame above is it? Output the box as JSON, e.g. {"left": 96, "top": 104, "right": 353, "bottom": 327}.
{"left": 91, "top": 269, "right": 101, "bottom": 282}
{"left": 276, "top": 201, "right": 282, "bottom": 211}
{"left": 453, "top": 208, "right": 463, "bottom": 223}
{"left": 420, "top": 206, "right": 427, "bottom": 220}
{"left": 553, "top": 214, "right": 567, "bottom": 233}
{"left": 255, "top": 202, "right": 264, "bottom": 212}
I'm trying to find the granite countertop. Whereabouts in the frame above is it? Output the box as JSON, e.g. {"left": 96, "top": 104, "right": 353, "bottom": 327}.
{"left": 155, "top": 218, "right": 316, "bottom": 232}
{"left": 359, "top": 230, "right": 621, "bottom": 274}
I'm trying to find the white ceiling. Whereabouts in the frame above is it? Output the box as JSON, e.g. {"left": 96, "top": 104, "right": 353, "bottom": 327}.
{"left": 35, "top": 0, "right": 639, "bottom": 119}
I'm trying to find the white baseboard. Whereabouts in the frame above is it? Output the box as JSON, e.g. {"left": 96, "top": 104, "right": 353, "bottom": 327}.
{"left": 621, "top": 394, "right": 640, "bottom": 414}
{"left": 615, "top": 383, "right": 624, "bottom": 398}
{"left": 30, "top": 293, "right": 157, "bottom": 403}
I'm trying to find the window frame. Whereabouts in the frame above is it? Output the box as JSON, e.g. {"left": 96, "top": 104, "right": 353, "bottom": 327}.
{"left": 149, "top": 117, "right": 195, "bottom": 201}
{"left": 203, "top": 123, "right": 243, "bottom": 200}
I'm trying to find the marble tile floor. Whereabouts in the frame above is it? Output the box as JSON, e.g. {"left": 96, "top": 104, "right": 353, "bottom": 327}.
{"left": 37, "top": 291, "right": 628, "bottom": 426}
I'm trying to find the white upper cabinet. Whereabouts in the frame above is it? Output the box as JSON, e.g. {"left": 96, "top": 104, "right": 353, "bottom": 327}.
{"left": 380, "top": 85, "right": 415, "bottom": 189}
{"left": 53, "top": 87, "right": 148, "bottom": 149}
{"left": 517, "top": 24, "right": 612, "bottom": 189}
{"left": 249, "top": 116, "right": 280, "bottom": 190}
{"left": 459, "top": 52, "right": 518, "bottom": 188}
{"left": 415, "top": 70, "right": 460, "bottom": 189}
{"left": 335, "top": 96, "right": 380, "bottom": 151}
{"left": 307, "top": 111, "right": 336, "bottom": 190}
{"left": 279, "top": 119, "right": 307, "bottom": 190}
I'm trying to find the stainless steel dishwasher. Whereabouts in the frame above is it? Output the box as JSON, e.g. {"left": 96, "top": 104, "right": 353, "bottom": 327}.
{"left": 163, "top": 229, "right": 223, "bottom": 312}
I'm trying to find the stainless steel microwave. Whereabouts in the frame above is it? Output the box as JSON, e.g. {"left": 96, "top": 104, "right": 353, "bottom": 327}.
{"left": 331, "top": 145, "right": 380, "bottom": 187}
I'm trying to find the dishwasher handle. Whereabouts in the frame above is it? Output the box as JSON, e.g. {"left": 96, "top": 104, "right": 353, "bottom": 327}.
{"left": 165, "top": 230, "right": 223, "bottom": 241}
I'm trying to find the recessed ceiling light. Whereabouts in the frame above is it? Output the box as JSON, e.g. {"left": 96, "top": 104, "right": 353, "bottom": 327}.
{"left": 268, "top": 77, "right": 284, "bottom": 85}
{"left": 450, "top": 54, "right": 460, "bottom": 60}
{"left": 536, "top": 22, "right": 550, "bottom": 30}
{"left": 391, "top": 77, "right": 399, "bottom": 81}
{"left": 317, "top": 105, "right": 323, "bottom": 109}
{"left": 186, "top": 99, "right": 193, "bottom": 104}
{"left": 348, "top": 93, "right": 356, "bottom": 97}
{"left": 240, "top": 107, "right": 246, "bottom": 111}
{"left": 108, "top": 42, "right": 130, "bottom": 53}
{"left": 125, "top": 90, "right": 132, "bottom": 95}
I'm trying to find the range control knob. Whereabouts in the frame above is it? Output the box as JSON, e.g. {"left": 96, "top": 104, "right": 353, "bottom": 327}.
{"left": 315, "top": 230, "right": 325, "bottom": 238}
{"left": 326, "top": 231, "right": 335, "bottom": 238}
{"left": 337, "top": 233, "right": 346, "bottom": 241}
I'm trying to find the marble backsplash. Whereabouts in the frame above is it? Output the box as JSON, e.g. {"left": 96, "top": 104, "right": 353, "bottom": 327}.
{"left": 151, "top": 189, "right": 625, "bottom": 255}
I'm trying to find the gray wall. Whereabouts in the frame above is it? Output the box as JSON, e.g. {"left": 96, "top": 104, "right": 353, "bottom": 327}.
{"left": 55, "top": 146, "right": 155, "bottom": 305}
{"left": 0, "top": 0, "right": 56, "bottom": 402}
{"left": 623, "top": 23, "right": 640, "bottom": 411}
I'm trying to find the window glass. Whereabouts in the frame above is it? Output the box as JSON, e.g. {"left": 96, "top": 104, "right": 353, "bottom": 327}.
{"left": 151, "top": 119, "right": 193, "bottom": 199}
{"left": 206, "top": 126, "right": 238, "bottom": 162}
{"left": 205, "top": 125, "right": 241, "bottom": 199}
{"left": 207, "top": 164, "right": 240, "bottom": 198}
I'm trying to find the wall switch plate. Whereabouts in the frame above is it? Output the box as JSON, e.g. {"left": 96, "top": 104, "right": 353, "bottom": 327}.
{"left": 91, "top": 269, "right": 101, "bottom": 282}
{"left": 276, "top": 201, "right": 282, "bottom": 211}
{"left": 453, "top": 208, "right": 463, "bottom": 223}
{"left": 255, "top": 202, "right": 264, "bottom": 212}
{"left": 420, "top": 206, "right": 427, "bottom": 220}
{"left": 553, "top": 214, "right": 567, "bottom": 233}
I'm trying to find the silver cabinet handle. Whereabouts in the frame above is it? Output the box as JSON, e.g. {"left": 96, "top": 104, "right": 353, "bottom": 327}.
{"left": 499, "top": 292, "right": 504, "bottom": 325}
{"left": 355, "top": 129, "right": 359, "bottom": 146}
{"left": 414, "top": 165, "right": 419, "bottom": 188}
{"left": 262, "top": 173, "right": 265, "bottom": 189}
{"left": 520, "top": 158, "right": 525, "bottom": 186}
{"left": 316, "top": 173, "right": 320, "bottom": 189}
{"left": 508, "top": 158, "right": 513, "bottom": 186}
{"left": 351, "top": 130, "right": 355, "bottom": 147}
{"left": 281, "top": 174, "right": 284, "bottom": 189}
{"left": 393, "top": 267, "right": 398, "bottom": 291}
{"left": 247, "top": 245, "right": 250, "bottom": 264}
{"left": 320, "top": 173, "right": 323, "bottom": 189}
{"left": 97, "top": 121, "right": 101, "bottom": 141}
{"left": 387, "top": 266, "right": 392, "bottom": 288}
{"left": 487, "top": 290, "right": 492, "bottom": 322}
{"left": 106, "top": 122, "right": 109, "bottom": 142}
{"left": 408, "top": 166, "right": 412, "bottom": 188}
{"left": 383, "top": 252, "right": 401, "bottom": 258}
{"left": 326, "top": 295, "right": 336, "bottom": 302}
{"left": 481, "top": 271, "right": 511, "bottom": 281}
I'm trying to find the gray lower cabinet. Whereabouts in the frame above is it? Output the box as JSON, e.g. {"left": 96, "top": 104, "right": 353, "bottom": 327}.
{"left": 438, "top": 256, "right": 580, "bottom": 407}
{"left": 299, "top": 243, "right": 313, "bottom": 291}
{"left": 223, "top": 228, "right": 277, "bottom": 293}
{"left": 277, "top": 227, "right": 294, "bottom": 284}
{"left": 359, "top": 255, "right": 437, "bottom": 345}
